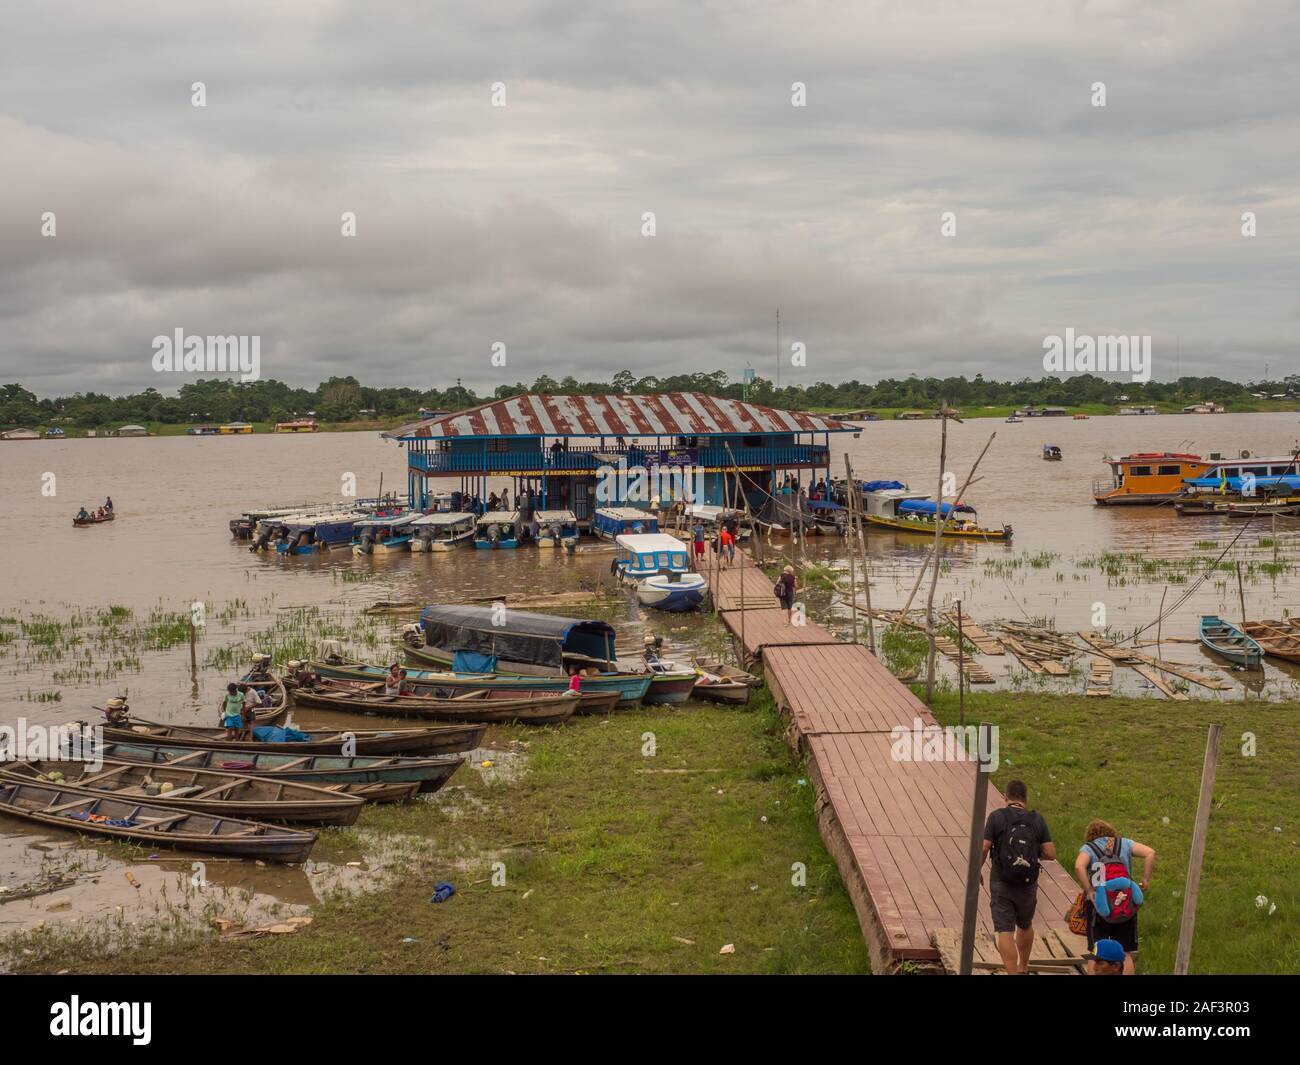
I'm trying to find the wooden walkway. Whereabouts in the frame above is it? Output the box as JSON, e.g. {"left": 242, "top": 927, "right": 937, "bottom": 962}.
{"left": 702, "top": 550, "right": 1079, "bottom": 972}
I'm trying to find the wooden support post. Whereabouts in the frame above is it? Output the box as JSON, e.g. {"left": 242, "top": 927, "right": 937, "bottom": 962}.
{"left": 844, "top": 455, "right": 859, "bottom": 644}
{"left": 1174, "top": 723, "right": 1222, "bottom": 975}
{"left": 956, "top": 601, "right": 966, "bottom": 730}
{"left": 959, "top": 722, "right": 992, "bottom": 975}
{"left": 924, "top": 410, "right": 950, "bottom": 704}
{"left": 189, "top": 620, "right": 197, "bottom": 674}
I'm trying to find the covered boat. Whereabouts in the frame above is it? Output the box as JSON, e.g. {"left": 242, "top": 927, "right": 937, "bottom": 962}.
{"left": 859, "top": 484, "right": 1011, "bottom": 541}
{"left": 409, "top": 511, "right": 475, "bottom": 551}
{"left": 352, "top": 513, "right": 419, "bottom": 555}
{"left": 409, "top": 604, "right": 651, "bottom": 704}
{"left": 249, "top": 510, "right": 366, "bottom": 554}
{"left": 1042, "top": 444, "right": 1063, "bottom": 461}
{"left": 1093, "top": 452, "right": 1211, "bottom": 505}
{"left": 475, "top": 511, "right": 520, "bottom": 549}
{"left": 614, "top": 533, "right": 707, "bottom": 611}
{"left": 533, "top": 509, "right": 580, "bottom": 548}
{"left": 593, "top": 506, "right": 657, "bottom": 541}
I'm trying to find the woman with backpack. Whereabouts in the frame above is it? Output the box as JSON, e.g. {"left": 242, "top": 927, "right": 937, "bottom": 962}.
{"left": 1073, "top": 819, "right": 1155, "bottom": 974}
{"left": 775, "top": 565, "right": 797, "bottom": 622}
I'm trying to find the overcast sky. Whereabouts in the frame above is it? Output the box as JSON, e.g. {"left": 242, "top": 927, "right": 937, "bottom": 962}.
{"left": 2, "top": 0, "right": 1297, "bottom": 397}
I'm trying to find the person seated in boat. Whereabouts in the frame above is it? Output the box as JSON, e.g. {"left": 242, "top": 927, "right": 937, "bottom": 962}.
{"left": 103, "top": 695, "right": 130, "bottom": 725}
{"left": 566, "top": 668, "right": 582, "bottom": 695}
{"left": 76, "top": 506, "right": 89, "bottom": 521}
{"left": 220, "top": 682, "right": 246, "bottom": 739}
{"left": 384, "top": 663, "right": 408, "bottom": 696}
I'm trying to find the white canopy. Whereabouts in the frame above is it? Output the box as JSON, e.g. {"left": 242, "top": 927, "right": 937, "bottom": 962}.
{"left": 534, "top": 509, "right": 577, "bottom": 523}
{"left": 476, "top": 511, "right": 520, "bottom": 526}
{"left": 616, "top": 533, "right": 690, "bottom": 553}
{"left": 411, "top": 511, "right": 475, "bottom": 527}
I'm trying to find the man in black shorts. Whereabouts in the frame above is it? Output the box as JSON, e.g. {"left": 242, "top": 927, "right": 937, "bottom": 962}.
{"left": 981, "top": 780, "right": 1056, "bottom": 974}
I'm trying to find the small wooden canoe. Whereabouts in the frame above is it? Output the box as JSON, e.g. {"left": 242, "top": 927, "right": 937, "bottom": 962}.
{"left": 301, "top": 674, "right": 620, "bottom": 716}
{"left": 0, "top": 779, "right": 316, "bottom": 862}
{"left": 287, "top": 684, "right": 580, "bottom": 725}
{"left": 691, "top": 660, "right": 759, "bottom": 705}
{"left": 1242, "top": 621, "right": 1300, "bottom": 663}
{"left": 0, "top": 758, "right": 366, "bottom": 826}
{"left": 94, "top": 741, "right": 460, "bottom": 793}
{"left": 1199, "top": 615, "right": 1263, "bottom": 669}
{"left": 238, "top": 670, "right": 290, "bottom": 725}
{"left": 91, "top": 717, "right": 486, "bottom": 756}
{"left": 73, "top": 512, "right": 116, "bottom": 527}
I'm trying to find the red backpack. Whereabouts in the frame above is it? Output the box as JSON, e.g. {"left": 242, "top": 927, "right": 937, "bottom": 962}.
{"left": 1086, "top": 837, "right": 1140, "bottom": 924}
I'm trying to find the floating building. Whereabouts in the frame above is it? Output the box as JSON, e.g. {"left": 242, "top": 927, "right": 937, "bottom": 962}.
{"left": 384, "top": 392, "right": 859, "bottom": 522}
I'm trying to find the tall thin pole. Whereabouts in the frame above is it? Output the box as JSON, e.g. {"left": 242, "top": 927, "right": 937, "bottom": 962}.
{"left": 956, "top": 601, "right": 966, "bottom": 730}
{"left": 924, "top": 410, "right": 950, "bottom": 704}
{"left": 775, "top": 308, "right": 781, "bottom": 392}
{"left": 959, "top": 723, "right": 992, "bottom": 975}
{"left": 845, "top": 455, "right": 859, "bottom": 644}
{"left": 1174, "top": 723, "right": 1222, "bottom": 975}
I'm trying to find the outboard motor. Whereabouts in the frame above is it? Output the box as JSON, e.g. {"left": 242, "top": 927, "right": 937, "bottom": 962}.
{"left": 400, "top": 623, "right": 425, "bottom": 649}
{"left": 415, "top": 529, "right": 434, "bottom": 553}
{"left": 358, "top": 529, "right": 375, "bottom": 555}
{"left": 251, "top": 524, "right": 275, "bottom": 552}
{"left": 250, "top": 652, "right": 272, "bottom": 678}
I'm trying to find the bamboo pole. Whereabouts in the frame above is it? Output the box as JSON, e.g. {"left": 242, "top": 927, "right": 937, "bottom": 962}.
{"left": 844, "top": 457, "right": 859, "bottom": 644}
{"left": 1174, "top": 723, "right": 1222, "bottom": 975}
{"left": 956, "top": 600, "right": 966, "bottom": 730}
{"left": 923, "top": 411, "right": 950, "bottom": 704}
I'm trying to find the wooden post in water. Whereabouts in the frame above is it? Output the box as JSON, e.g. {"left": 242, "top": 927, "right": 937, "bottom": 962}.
{"left": 188, "top": 619, "right": 197, "bottom": 674}
{"left": 959, "top": 722, "right": 992, "bottom": 975}
{"left": 1174, "top": 723, "right": 1222, "bottom": 975}
{"left": 924, "top": 409, "right": 951, "bottom": 704}
{"left": 1235, "top": 561, "right": 1248, "bottom": 635}
{"left": 1156, "top": 586, "right": 1167, "bottom": 653}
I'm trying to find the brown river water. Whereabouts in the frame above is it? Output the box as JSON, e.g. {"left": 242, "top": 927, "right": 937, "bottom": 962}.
{"left": 3, "top": 411, "right": 1299, "bottom": 947}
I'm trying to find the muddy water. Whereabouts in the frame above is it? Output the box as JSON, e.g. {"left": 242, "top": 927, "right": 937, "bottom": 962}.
{"left": 3, "top": 412, "right": 1300, "bottom": 942}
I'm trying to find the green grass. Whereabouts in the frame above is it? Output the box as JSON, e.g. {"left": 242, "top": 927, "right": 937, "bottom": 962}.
{"left": 4, "top": 691, "right": 869, "bottom": 975}
{"left": 926, "top": 690, "right": 1300, "bottom": 974}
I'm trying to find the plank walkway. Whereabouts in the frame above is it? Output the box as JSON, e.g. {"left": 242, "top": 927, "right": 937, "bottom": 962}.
{"left": 704, "top": 550, "right": 1078, "bottom": 972}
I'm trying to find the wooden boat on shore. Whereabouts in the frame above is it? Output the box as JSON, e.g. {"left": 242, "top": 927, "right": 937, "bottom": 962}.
{"left": 92, "top": 741, "right": 460, "bottom": 793}
{"left": 0, "top": 778, "right": 316, "bottom": 862}
{"left": 1241, "top": 621, "right": 1300, "bottom": 663}
{"left": 0, "top": 759, "right": 366, "bottom": 826}
{"left": 295, "top": 671, "right": 619, "bottom": 716}
{"left": 691, "top": 660, "right": 759, "bottom": 705}
{"left": 287, "top": 684, "right": 580, "bottom": 724}
{"left": 1198, "top": 615, "right": 1263, "bottom": 669}
{"left": 90, "top": 718, "right": 486, "bottom": 756}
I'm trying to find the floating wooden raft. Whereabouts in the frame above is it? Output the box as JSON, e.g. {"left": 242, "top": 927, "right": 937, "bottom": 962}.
{"left": 1000, "top": 635, "right": 1071, "bottom": 676}
{"left": 1076, "top": 631, "right": 1230, "bottom": 696}
{"left": 931, "top": 928, "right": 1084, "bottom": 975}
{"left": 1085, "top": 658, "right": 1113, "bottom": 697}
{"left": 933, "top": 635, "right": 995, "bottom": 684}
{"left": 941, "top": 612, "right": 1004, "bottom": 654}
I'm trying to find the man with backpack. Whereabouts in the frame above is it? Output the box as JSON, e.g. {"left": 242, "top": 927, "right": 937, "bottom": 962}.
{"left": 1072, "top": 819, "right": 1155, "bottom": 974}
{"left": 981, "top": 780, "right": 1056, "bottom": 974}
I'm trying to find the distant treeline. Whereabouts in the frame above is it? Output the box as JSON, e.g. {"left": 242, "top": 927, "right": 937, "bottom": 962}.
{"left": 2, "top": 371, "right": 1296, "bottom": 429}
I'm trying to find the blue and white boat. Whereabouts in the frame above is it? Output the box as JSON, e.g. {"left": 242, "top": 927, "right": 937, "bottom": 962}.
{"left": 410, "top": 511, "right": 476, "bottom": 552}
{"left": 265, "top": 511, "right": 367, "bottom": 554}
{"left": 352, "top": 513, "right": 419, "bottom": 555}
{"left": 534, "top": 509, "right": 580, "bottom": 549}
{"left": 593, "top": 506, "right": 658, "bottom": 542}
{"left": 614, "top": 533, "right": 707, "bottom": 611}
{"left": 475, "top": 511, "right": 520, "bottom": 549}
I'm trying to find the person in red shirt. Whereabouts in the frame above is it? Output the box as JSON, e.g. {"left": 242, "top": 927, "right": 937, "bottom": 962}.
{"left": 718, "top": 526, "right": 734, "bottom": 569}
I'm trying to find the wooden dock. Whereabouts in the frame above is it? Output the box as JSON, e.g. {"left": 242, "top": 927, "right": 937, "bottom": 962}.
{"left": 703, "top": 551, "right": 1079, "bottom": 972}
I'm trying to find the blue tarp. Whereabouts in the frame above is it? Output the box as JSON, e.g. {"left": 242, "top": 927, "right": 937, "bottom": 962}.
{"left": 860, "top": 480, "right": 906, "bottom": 492}
{"left": 252, "top": 725, "right": 312, "bottom": 742}
{"left": 1183, "top": 475, "right": 1300, "bottom": 491}
{"left": 897, "top": 499, "right": 975, "bottom": 517}
{"left": 452, "top": 650, "right": 498, "bottom": 673}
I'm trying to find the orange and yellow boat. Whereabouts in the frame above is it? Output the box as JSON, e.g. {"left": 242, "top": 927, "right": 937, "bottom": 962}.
{"left": 1093, "top": 452, "right": 1210, "bottom": 506}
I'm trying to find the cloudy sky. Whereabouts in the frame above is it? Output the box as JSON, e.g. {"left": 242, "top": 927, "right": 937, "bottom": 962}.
{"left": 2, "top": 0, "right": 1297, "bottom": 396}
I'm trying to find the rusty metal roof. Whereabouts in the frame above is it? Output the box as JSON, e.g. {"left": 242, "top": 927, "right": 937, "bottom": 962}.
{"left": 385, "top": 393, "right": 857, "bottom": 440}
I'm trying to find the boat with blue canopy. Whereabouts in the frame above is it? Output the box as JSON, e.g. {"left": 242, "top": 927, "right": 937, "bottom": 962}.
{"left": 400, "top": 604, "right": 653, "bottom": 704}
{"left": 593, "top": 506, "right": 658, "bottom": 541}
{"left": 857, "top": 483, "right": 1012, "bottom": 541}
{"left": 614, "top": 533, "right": 707, "bottom": 611}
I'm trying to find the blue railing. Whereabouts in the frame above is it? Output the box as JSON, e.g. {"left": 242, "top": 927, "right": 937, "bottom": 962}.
{"left": 406, "top": 445, "right": 830, "bottom": 475}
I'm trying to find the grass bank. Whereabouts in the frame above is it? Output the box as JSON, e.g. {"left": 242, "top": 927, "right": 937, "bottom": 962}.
{"left": 4, "top": 691, "right": 868, "bottom": 975}
{"left": 926, "top": 689, "right": 1299, "bottom": 974}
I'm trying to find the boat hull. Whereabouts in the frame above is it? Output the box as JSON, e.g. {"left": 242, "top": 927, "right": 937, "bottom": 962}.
{"left": 98, "top": 719, "right": 485, "bottom": 756}
{"left": 287, "top": 686, "right": 579, "bottom": 725}
{"left": 863, "top": 514, "right": 1012, "bottom": 540}
{"left": 397, "top": 645, "right": 653, "bottom": 704}
{"left": 641, "top": 673, "right": 699, "bottom": 704}
{"left": 1198, "top": 615, "right": 1263, "bottom": 669}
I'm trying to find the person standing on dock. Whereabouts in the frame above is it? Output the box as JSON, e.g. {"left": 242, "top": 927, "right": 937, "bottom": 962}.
{"left": 776, "top": 565, "right": 797, "bottom": 620}
{"left": 1073, "top": 819, "right": 1153, "bottom": 975}
{"left": 980, "top": 780, "right": 1056, "bottom": 974}
{"left": 691, "top": 520, "right": 706, "bottom": 569}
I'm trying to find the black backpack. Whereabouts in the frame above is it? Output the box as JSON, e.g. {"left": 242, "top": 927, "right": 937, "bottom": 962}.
{"left": 994, "top": 810, "right": 1042, "bottom": 884}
